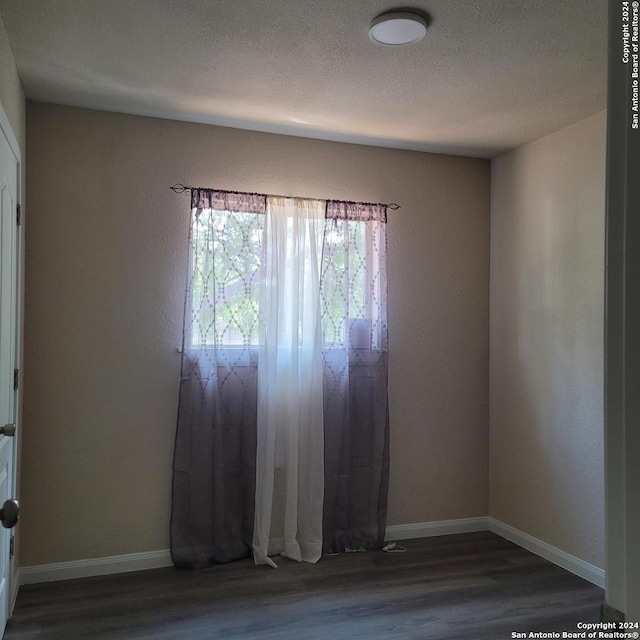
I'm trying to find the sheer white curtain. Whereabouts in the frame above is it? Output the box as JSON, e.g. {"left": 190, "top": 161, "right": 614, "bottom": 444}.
{"left": 252, "top": 197, "right": 326, "bottom": 567}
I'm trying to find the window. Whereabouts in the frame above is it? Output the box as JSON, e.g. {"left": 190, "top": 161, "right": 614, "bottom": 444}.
{"left": 320, "top": 218, "right": 385, "bottom": 350}
{"left": 188, "top": 202, "right": 386, "bottom": 351}
{"left": 190, "top": 208, "right": 264, "bottom": 348}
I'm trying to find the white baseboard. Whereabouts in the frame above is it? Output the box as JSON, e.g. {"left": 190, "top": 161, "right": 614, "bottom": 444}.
{"left": 488, "top": 517, "right": 605, "bottom": 588}
{"left": 10, "top": 572, "right": 18, "bottom": 615}
{"left": 17, "top": 518, "right": 490, "bottom": 586}
{"left": 19, "top": 549, "right": 173, "bottom": 586}
{"left": 385, "top": 516, "right": 490, "bottom": 540}
{"left": 16, "top": 518, "right": 605, "bottom": 590}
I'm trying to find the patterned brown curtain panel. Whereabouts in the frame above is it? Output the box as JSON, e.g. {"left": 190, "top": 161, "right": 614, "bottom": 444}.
{"left": 171, "top": 189, "right": 389, "bottom": 569}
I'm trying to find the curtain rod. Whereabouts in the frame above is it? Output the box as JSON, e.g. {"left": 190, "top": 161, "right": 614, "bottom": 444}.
{"left": 170, "top": 184, "right": 401, "bottom": 210}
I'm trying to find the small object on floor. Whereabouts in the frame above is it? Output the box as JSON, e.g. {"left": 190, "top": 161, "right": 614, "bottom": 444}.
{"left": 345, "top": 546, "right": 367, "bottom": 553}
{"left": 382, "top": 542, "right": 407, "bottom": 552}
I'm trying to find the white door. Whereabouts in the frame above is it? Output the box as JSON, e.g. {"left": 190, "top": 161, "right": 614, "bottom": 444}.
{"left": 0, "top": 117, "right": 20, "bottom": 635}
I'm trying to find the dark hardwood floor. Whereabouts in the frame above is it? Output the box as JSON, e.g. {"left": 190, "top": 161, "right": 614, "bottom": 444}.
{"left": 5, "top": 532, "right": 603, "bottom": 640}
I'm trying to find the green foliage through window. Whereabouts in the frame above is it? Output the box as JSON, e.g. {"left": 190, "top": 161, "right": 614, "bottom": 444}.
{"left": 190, "top": 209, "right": 383, "bottom": 349}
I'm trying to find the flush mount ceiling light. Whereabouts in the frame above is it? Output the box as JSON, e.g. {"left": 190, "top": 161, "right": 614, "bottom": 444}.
{"left": 368, "top": 12, "right": 428, "bottom": 46}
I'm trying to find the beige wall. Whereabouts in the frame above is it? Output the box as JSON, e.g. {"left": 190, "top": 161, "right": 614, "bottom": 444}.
{"left": 489, "top": 111, "right": 606, "bottom": 568}
{"left": 22, "top": 102, "right": 490, "bottom": 566}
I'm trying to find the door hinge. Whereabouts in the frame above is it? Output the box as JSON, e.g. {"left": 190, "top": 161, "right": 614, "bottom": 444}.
{"left": 16, "top": 203, "right": 20, "bottom": 227}
{"left": 13, "top": 369, "right": 18, "bottom": 391}
{"left": 9, "top": 536, "right": 14, "bottom": 558}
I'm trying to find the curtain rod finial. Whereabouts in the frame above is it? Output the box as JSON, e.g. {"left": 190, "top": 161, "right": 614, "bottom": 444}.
{"left": 388, "top": 203, "right": 400, "bottom": 210}
{"left": 171, "top": 184, "right": 190, "bottom": 194}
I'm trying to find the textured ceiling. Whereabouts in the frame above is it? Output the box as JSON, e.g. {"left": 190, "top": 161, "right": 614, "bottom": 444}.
{"left": 0, "top": 0, "right": 607, "bottom": 158}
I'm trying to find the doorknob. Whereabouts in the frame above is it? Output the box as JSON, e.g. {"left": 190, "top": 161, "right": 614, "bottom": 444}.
{"left": 0, "top": 499, "right": 18, "bottom": 529}
{"left": 0, "top": 424, "right": 15, "bottom": 437}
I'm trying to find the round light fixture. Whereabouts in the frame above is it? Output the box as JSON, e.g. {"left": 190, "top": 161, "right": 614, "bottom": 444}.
{"left": 369, "top": 12, "right": 428, "bottom": 46}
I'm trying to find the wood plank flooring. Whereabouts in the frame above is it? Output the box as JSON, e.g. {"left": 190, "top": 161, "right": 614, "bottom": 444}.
{"left": 5, "top": 532, "right": 603, "bottom": 640}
